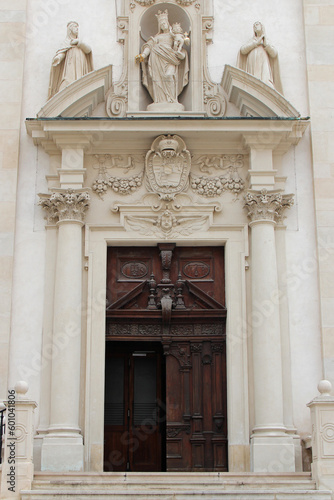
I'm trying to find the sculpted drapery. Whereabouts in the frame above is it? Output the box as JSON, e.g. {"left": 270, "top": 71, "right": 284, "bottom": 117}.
{"left": 237, "top": 21, "right": 283, "bottom": 94}
{"left": 136, "top": 11, "right": 189, "bottom": 105}
{"left": 48, "top": 22, "right": 93, "bottom": 100}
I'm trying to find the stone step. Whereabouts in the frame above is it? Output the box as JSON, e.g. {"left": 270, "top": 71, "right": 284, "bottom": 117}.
{"left": 20, "top": 489, "right": 333, "bottom": 500}
{"left": 21, "top": 472, "right": 333, "bottom": 500}
{"left": 30, "top": 472, "right": 318, "bottom": 491}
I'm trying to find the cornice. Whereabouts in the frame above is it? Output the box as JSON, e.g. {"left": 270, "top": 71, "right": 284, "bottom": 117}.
{"left": 26, "top": 117, "right": 309, "bottom": 155}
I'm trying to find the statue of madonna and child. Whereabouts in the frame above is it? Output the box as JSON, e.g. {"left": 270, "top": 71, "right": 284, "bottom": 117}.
{"left": 135, "top": 10, "right": 190, "bottom": 111}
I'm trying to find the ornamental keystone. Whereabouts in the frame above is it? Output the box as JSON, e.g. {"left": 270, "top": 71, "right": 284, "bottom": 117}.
{"left": 39, "top": 189, "right": 90, "bottom": 223}
{"left": 244, "top": 189, "right": 294, "bottom": 223}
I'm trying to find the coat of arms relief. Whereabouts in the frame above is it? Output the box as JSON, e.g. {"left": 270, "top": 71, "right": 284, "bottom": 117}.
{"left": 145, "top": 135, "right": 191, "bottom": 201}
{"left": 90, "top": 134, "right": 246, "bottom": 239}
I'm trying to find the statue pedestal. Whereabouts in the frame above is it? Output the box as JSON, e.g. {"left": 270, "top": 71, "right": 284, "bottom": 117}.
{"left": 146, "top": 102, "right": 185, "bottom": 112}
{"left": 307, "top": 380, "right": 334, "bottom": 491}
{"left": 0, "top": 383, "right": 36, "bottom": 500}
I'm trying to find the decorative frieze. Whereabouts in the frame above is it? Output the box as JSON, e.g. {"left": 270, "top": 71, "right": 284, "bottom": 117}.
{"left": 191, "top": 154, "right": 245, "bottom": 196}
{"left": 244, "top": 189, "right": 294, "bottom": 223}
{"left": 191, "top": 174, "right": 244, "bottom": 197}
{"left": 106, "top": 323, "right": 224, "bottom": 337}
{"left": 134, "top": 0, "right": 156, "bottom": 6}
{"left": 91, "top": 154, "right": 143, "bottom": 198}
{"left": 39, "top": 189, "right": 90, "bottom": 223}
{"left": 193, "top": 154, "right": 244, "bottom": 174}
{"left": 93, "top": 173, "right": 143, "bottom": 197}
{"left": 175, "top": 0, "right": 196, "bottom": 5}
{"left": 92, "top": 143, "right": 246, "bottom": 202}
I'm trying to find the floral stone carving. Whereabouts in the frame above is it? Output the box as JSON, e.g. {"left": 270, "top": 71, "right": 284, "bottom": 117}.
{"left": 175, "top": 0, "right": 197, "bottom": 5}
{"left": 134, "top": 0, "right": 156, "bottom": 5}
{"left": 244, "top": 189, "right": 294, "bottom": 223}
{"left": 145, "top": 135, "right": 191, "bottom": 201}
{"left": 91, "top": 154, "right": 144, "bottom": 198}
{"left": 191, "top": 154, "right": 245, "bottom": 197}
{"left": 39, "top": 189, "right": 90, "bottom": 223}
{"left": 93, "top": 174, "right": 143, "bottom": 197}
{"left": 191, "top": 174, "right": 244, "bottom": 197}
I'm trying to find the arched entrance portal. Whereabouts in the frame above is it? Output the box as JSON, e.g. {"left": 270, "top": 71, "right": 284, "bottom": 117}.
{"left": 104, "top": 244, "right": 227, "bottom": 471}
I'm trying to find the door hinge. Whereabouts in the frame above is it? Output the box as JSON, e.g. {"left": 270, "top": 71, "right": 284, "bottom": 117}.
{"left": 126, "top": 462, "right": 130, "bottom": 471}
{"left": 127, "top": 409, "right": 130, "bottom": 418}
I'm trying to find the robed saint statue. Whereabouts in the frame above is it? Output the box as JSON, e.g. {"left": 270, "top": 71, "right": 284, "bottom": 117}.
{"left": 48, "top": 21, "right": 93, "bottom": 100}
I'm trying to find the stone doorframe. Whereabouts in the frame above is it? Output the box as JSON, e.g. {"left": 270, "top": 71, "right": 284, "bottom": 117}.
{"left": 83, "top": 224, "right": 250, "bottom": 472}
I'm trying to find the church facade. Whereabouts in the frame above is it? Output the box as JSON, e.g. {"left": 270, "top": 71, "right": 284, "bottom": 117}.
{"left": 1, "top": 0, "right": 334, "bottom": 498}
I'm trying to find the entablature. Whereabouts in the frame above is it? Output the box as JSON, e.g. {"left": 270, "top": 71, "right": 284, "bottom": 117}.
{"left": 26, "top": 117, "right": 309, "bottom": 156}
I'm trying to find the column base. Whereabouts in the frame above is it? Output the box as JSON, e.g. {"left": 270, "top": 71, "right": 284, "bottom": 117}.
{"left": 289, "top": 430, "right": 303, "bottom": 472}
{"left": 251, "top": 434, "right": 296, "bottom": 472}
{"left": 33, "top": 431, "right": 46, "bottom": 471}
{"left": 41, "top": 434, "right": 84, "bottom": 472}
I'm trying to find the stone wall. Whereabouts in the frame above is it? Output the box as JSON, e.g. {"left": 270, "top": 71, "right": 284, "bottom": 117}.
{"left": 303, "top": 0, "right": 334, "bottom": 384}
{"left": 0, "top": 0, "right": 27, "bottom": 400}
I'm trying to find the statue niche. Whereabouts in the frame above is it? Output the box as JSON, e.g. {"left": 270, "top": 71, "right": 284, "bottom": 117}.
{"left": 136, "top": 7, "right": 190, "bottom": 112}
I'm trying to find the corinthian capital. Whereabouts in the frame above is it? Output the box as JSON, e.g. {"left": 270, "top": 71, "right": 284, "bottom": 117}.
{"left": 244, "top": 189, "right": 294, "bottom": 223}
{"left": 39, "top": 189, "right": 90, "bottom": 223}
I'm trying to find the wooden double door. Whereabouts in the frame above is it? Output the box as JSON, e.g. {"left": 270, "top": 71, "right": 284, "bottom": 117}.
{"left": 104, "top": 245, "right": 227, "bottom": 472}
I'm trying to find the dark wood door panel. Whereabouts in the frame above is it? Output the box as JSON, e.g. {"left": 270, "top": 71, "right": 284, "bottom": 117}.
{"left": 106, "top": 245, "right": 225, "bottom": 312}
{"left": 165, "top": 339, "right": 227, "bottom": 472}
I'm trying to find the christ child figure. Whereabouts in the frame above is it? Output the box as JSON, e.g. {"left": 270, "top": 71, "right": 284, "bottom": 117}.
{"left": 171, "top": 23, "right": 190, "bottom": 54}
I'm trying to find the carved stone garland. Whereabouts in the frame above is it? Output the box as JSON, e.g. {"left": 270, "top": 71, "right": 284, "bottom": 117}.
{"left": 191, "top": 174, "right": 244, "bottom": 197}
{"left": 191, "top": 154, "right": 245, "bottom": 197}
{"left": 39, "top": 189, "right": 90, "bottom": 223}
{"left": 134, "top": 0, "right": 156, "bottom": 5}
{"left": 91, "top": 154, "right": 143, "bottom": 198}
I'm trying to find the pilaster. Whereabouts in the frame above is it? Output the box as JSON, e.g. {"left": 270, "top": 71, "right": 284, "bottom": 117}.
{"left": 38, "top": 189, "right": 90, "bottom": 472}
{"left": 242, "top": 134, "right": 282, "bottom": 191}
{"left": 244, "top": 189, "right": 295, "bottom": 472}
{"left": 55, "top": 135, "right": 90, "bottom": 189}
